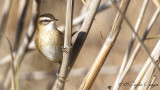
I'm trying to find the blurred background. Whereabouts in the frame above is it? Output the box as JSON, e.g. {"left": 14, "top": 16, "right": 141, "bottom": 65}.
{"left": 0, "top": 0, "right": 160, "bottom": 90}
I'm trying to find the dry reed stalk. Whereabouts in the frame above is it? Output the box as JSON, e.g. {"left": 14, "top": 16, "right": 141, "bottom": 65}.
{"left": 79, "top": 0, "right": 131, "bottom": 89}
{"left": 0, "top": 0, "right": 13, "bottom": 44}
{"left": 112, "top": 2, "right": 160, "bottom": 89}
{"left": 113, "top": 0, "right": 149, "bottom": 88}
{"left": 147, "top": 75, "right": 157, "bottom": 90}
{"left": 73, "top": 0, "right": 91, "bottom": 32}
{"left": 70, "top": 0, "right": 101, "bottom": 68}
{"left": 152, "top": 0, "right": 160, "bottom": 7}
{"left": 58, "top": 0, "right": 119, "bottom": 33}
{"left": 130, "top": 40, "right": 160, "bottom": 89}
{"left": 52, "top": 0, "right": 74, "bottom": 89}
{"left": 138, "top": 53, "right": 160, "bottom": 89}
{"left": 137, "top": 43, "right": 160, "bottom": 90}
{"left": 8, "top": 37, "right": 15, "bottom": 90}
{"left": 0, "top": 34, "right": 16, "bottom": 90}
{"left": 13, "top": 0, "right": 29, "bottom": 52}
{"left": 52, "top": 0, "right": 103, "bottom": 89}
{"left": 2, "top": 0, "right": 40, "bottom": 89}
{"left": 120, "top": 7, "right": 160, "bottom": 90}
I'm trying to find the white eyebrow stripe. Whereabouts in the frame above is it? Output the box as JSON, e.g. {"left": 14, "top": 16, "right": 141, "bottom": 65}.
{"left": 39, "top": 17, "right": 52, "bottom": 21}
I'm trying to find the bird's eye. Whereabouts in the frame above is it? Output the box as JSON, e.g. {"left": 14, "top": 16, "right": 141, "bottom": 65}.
{"left": 44, "top": 19, "right": 50, "bottom": 22}
{"left": 39, "top": 19, "right": 51, "bottom": 24}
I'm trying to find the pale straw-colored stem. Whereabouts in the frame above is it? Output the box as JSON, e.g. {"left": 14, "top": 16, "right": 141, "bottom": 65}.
{"left": 137, "top": 40, "right": 160, "bottom": 90}
{"left": 0, "top": 0, "right": 13, "bottom": 44}
{"left": 112, "top": 2, "right": 160, "bottom": 89}
{"left": 52, "top": 0, "right": 74, "bottom": 89}
{"left": 13, "top": 0, "right": 29, "bottom": 52}
{"left": 2, "top": 0, "right": 40, "bottom": 89}
{"left": 113, "top": 0, "right": 149, "bottom": 89}
{"left": 79, "top": 0, "right": 131, "bottom": 89}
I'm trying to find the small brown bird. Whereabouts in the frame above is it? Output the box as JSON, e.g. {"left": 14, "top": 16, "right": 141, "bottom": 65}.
{"left": 36, "top": 13, "right": 64, "bottom": 62}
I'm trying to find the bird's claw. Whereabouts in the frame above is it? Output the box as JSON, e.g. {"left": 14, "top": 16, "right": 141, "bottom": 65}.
{"left": 61, "top": 45, "right": 72, "bottom": 54}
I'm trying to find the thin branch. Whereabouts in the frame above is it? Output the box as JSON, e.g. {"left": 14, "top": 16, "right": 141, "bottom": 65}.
{"left": 0, "top": 53, "right": 16, "bottom": 67}
{"left": 114, "top": 0, "right": 149, "bottom": 89}
{"left": 82, "top": 0, "right": 104, "bottom": 45}
{"left": 137, "top": 53, "right": 160, "bottom": 89}
{"left": 137, "top": 64, "right": 157, "bottom": 90}
{"left": 80, "top": 0, "right": 91, "bottom": 13}
{"left": 0, "top": 41, "right": 35, "bottom": 67}
{"left": 0, "top": 0, "right": 13, "bottom": 44}
{"left": 13, "top": 0, "right": 29, "bottom": 52}
{"left": 81, "top": 0, "right": 88, "bottom": 8}
{"left": 146, "top": 35, "right": 160, "bottom": 40}
{"left": 58, "top": 0, "right": 120, "bottom": 33}
{"left": 147, "top": 75, "right": 157, "bottom": 90}
{"left": 112, "top": 2, "right": 160, "bottom": 89}
{"left": 0, "top": 33, "right": 15, "bottom": 90}
{"left": 94, "top": 20, "right": 104, "bottom": 44}
{"left": 130, "top": 40, "right": 160, "bottom": 90}
{"left": 7, "top": 37, "right": 15, "bottom": 90}
{"left": 79, "top": 0, "right": 131, "bottom": 89}
{"left": 52, "top": 0, "right": 74, "bottom": 89}
{"left": 152, "top": 0, "right": 160, "bottom": 8}
{"left": 2, "top": 0, "right": 40, "bottom": 89}
{"left": 73, "top": 0, "right": 91, "bottom": 32}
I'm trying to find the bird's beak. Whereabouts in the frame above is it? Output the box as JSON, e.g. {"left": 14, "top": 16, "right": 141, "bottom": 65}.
{"left": 55, "top": 19, "right": 58, "bottom": 21}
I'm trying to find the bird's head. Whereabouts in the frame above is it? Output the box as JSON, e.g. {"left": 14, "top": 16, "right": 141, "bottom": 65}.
{"left": 37, "top": 13, "right": 58, "bottom": 30}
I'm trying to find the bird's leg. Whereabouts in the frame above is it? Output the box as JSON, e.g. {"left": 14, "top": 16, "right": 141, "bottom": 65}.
{"left": 61, "top": 43, "right": 73, "bottom": 54}
{"left": 61, "top": 46, "right": 68, "bottom": 54}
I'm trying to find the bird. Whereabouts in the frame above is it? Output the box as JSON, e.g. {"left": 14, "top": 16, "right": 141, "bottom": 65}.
{"left": 36, "top": 13, "right": 64, "bottom": 63}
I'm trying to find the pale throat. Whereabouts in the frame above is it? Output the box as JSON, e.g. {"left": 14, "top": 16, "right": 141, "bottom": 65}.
{"left": 45, "top": 22, "right": 57, "bottom": 30}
